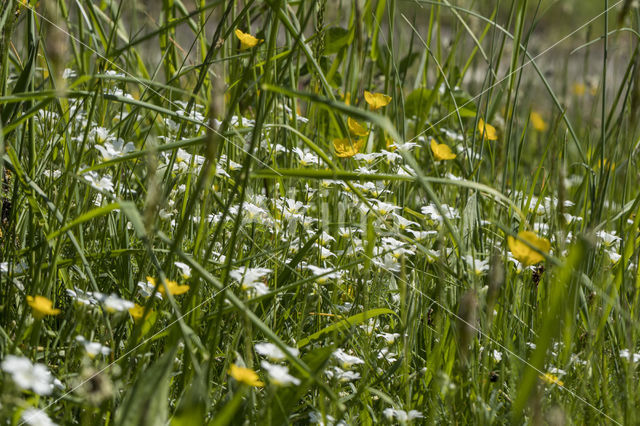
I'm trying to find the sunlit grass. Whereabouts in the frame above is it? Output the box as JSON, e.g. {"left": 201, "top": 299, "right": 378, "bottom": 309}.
{"left": 0, "top": 0, "right": 639, "bottom": 424}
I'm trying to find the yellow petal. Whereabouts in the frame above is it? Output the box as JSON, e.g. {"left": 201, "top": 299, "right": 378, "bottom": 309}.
{"left": 235, "top": 29, "right": 262, "bottom": 50}
{"left": 158, "top": 279, "right": 190, "bottom": 296}
{"left": 430, "top": 139, "right": 456, "bottom": 161}
{"left": 333, "top": 137, "right": 366, "bottom": 158}
{"left": 478, "top": 118, "right": 498, "bottom": 141}
{"left": 229, "top": 364, "right": 264, "bottom": 387}
{"left": 364, "top": 91, "right": 391, "bottom": 110}
{"left": 27, "top": 295, "right": 61, "bottom": 319}
{"left": 507, "top": 231, "right": 551, "bottom": 266}
{"left": 540, "top": 373, "right": 563, "bottom": 386}
{"left": 572, "top": 83, "right": 586, "bottom": 96}
{"left": 347, "top": 117, "right": 369, "bottom": 137}
{"left": 530, "top": 111, "right": 548, "bottom": 132}
{"left": 129, "top": 303, "right": 151, "bottom": 322}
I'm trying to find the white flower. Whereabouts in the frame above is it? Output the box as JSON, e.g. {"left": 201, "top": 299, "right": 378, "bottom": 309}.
{"left": 260, "top": 361, "right": 301, "bottom": 386}
{"left": 492, "top": 349, "right": 503, "bottom": 362}
{"left": 389, "top": 141, "right": 419, "bottom": 151}
{"left": 305, "top": 265, "right": 343, "bottom": 284}
{"left": 292, "top": 147, "right": 320, "bottom": 166}
{"left": 376, "top": 332, "right": 401, "bottom": 344}
{"left": 254, "top": 342, "right": 299, "bottom": 362}
{"left": 377, "top": 348, "right": 398, "bottom": 363}
{"left": 62, "top": 68, "right": 77, "bottom": 79}
{"left": 96, "top": 293, "right": 134, "bottom": 312}
{"left": 75, "top": 335, "right": 111, "bottom": 358}
{"left": 1, "top": 355, "right": 56, "bottom": 395}
{"left": 137, "top": 280, "right": 163, "bottom": 300}
{"left": 66, "top": 288, "right": 99, "bottom": 305}
{"left": 620, "top": 349, "right": 640, "bottom": 362}
{"left": 90, "top": 127, "right": 110, "bottom": 143}
{"left": 392, "top": 213, "right": 419, "bottom": 230}
{"left": 21, "top": 408, "right": 57, "bottom": 426}
{"left": 325, "top": 366, "right": 361, "bottom": 382}
{"left": 218, "top": 154, "right": 243, "bottom": 171}
{"left": 95, "top": 138, "right": 135, "bottom": 161}
{"left": 230, "top": 267, "right": 272, "bottom": 297}
{"left": 596, "top": 230, "right": 621, "bottom": 247}
{"left": 462, "top": 255, "right": 490, "bottom": 275}
{"left": 373, "top": 200, "right": 400, "bottom": 216}
{"left": 309, "top": 412, "right": 346, "bottom": 426}
{"left": 421, "top": 203, "right": 459, "bottom": 222}
{"left": 382, "top": 408, "right": 423, "bottom": 421}
{"left": 1, "top": 261, "right": 27, "bottom": 274}
{"left": 332, "top": 349, "right": 364, "bottom": 368}
{"left": 83, "top": 171, "right": 114, "bottom": 193}
{"left": 230, "top": 267, "right": 271, "bottom": 287}
{"left": 318, "top": 246, "right": 336, "bottom": 260}
{"left": 174, "top": 261, "right": 192, "bottom": 279}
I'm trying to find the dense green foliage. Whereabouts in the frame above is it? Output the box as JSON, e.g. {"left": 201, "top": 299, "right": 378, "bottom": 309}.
{"left": 0, "top": 0, "right": 639, "bottom": 424}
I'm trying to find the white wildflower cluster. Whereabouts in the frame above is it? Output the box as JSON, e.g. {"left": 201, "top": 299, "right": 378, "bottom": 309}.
{"left": 1, "top": 355, "right": 62, "bottom": 396}
{"left": 325, "top": 348, "right": 364, "bottom": 383}
{"left": 254, "top": 342, "right": 301, "bottom": 386}
{"left": 66, "top": 287, "right": 134, "bottom": 312}
{"left": 230, "top": 266, "right": 272, "bottom": 297}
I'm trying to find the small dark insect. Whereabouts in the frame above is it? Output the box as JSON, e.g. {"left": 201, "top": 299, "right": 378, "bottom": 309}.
{"left": 532, "top": 265, "right": 545, "bottom": 286}
{"left": 489, "top": 371, "right": 499, "bottom": 383}
{"left": 427, "top": 307, "right": 434, "bottom": 326}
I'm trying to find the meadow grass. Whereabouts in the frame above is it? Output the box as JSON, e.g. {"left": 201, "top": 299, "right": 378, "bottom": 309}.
{"left": 0, "top": 0, "right": 639, "bottom": 424}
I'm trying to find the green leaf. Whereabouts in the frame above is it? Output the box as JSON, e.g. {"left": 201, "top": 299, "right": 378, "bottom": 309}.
{"left": 46, "top": 203, "right": 121, "bottom": 241}
{"left": 441, "top": 87, "right": 477, "bottom": 118}
{"left": 405, "top": 88, "right": 435, "bottom": 122}
{"left": 297, "top": 308, "right": 398, "bottom": 348}
{"left": 324, "top": 26, "right": 353, "bottom": 55}
{"left": 115, "top": 349, "right": 176, "bottom": 426}
{"left": 399, "top": 52, "right": 421, "bottom": 76}
{"left": 171, "top": 374, "right": 208, "bottom": 426}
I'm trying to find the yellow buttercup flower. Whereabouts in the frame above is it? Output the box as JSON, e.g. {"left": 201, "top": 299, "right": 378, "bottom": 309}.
{"left": 128, "top": 303, "right": 151, "bottom": 321}
{"left": 430, "top": 139, "right": 456, "bottom": 161}
{"left": 572, "top": 83, "right": 586, "bottom": 97}
{"left": 229, "top": 364, "right": 264, "bottom": 387}
{"left": 347, "top": 117, "right": 369, "bottom": 137}
{"left": 478, "top": 118, "right": 498, "bottom": 141}
{"left": 235, "top": 29, "right": 262, "bottom": 50}
{"left": 364, "top": 91, "right": 391, "bottom": 110}
{"left": 507, "top": 231, "right": 550, "bottom": 266}
{"left": 540, "top": 373, "right": 563, "bottom": 386}
{"left": 27, "top": 295, "right": 61, "bottom": 319}
{"left": 333, "top": 137, "right": 366, "bottom": 158}
{"left": 530, "top": 111, "right": 548, "bottom": 132}
{"left": 147, "top": 276, "right": 190, "bottom": 296}
{"left": 159, "top": 279, "right": 190, "bottom": 296}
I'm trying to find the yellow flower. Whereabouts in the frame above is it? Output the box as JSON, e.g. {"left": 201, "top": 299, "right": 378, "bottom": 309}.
{"left": 530, "top": 111, "right": 548, "bottom": 132}
{"left": 27, "top": 295, "right": 61, "bottom": 319}
{"left": 364, "top": 91, "right": 391, "bottom": 110}
{"left": 507, "top": 231, "right": 551, "bottom": 266}
{"left": 347, "top": 117, "right": 369, "bottom": 137}
{"left": 430, "top": 139, "right": 456, "bottom": 161}
{"left": 333, "top": 137, "right": 366, "bottom": 158}
{"left": 540, "top": 373, "right": 563, "bottom": 386}
{"left": 147, "top": 276, "right": 189, "bottom": 296}
{"left": 478, "top": 118, "right": 498, "bottom": 141}
{"left": 235, "top": 29, "right": 262, "bottom": 50}
{"left": 572, "top": 83, "right": 586, "bottom": 96}
{"left": 159, "top": 279, "right": 190, "bottom": 296}
{"left": 341, "top": 91, "right": 351, "bottom": 106}
{"left": 228, "top": 364, "right": 264, "bottom": 387}
{"left": 128, "top": 303, "right": 150, "bottom": 321}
